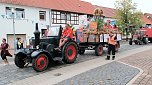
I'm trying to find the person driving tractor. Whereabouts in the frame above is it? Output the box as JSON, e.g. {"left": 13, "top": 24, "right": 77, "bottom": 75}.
{"left": 55, "top": 23, "right": 73, "bottom": 51}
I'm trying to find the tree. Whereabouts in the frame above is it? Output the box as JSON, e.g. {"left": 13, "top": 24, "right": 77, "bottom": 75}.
{"left": 115, "top": 0, "right": 143, "bottom": 40}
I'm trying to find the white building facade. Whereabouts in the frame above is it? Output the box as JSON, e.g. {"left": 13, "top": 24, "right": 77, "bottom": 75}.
{"left": 0, "top": 3, "right": 51, "bottom": 48}
{"left": 0, "top": 2, "right": 116, "bottom": 49}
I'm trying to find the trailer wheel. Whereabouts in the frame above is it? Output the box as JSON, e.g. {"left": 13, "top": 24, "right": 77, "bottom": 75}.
{"left": 14, "top": 54, "right": 26, "bottom": 68}
{"left": 95, "top": 44, "right": 103, "bottom": 56}
{"left": 78, "top": 49, "right": 85, "bottom": 55}
{"left": 129, "top": 39, "right": 132, "bottom": 45}
{"left": 115, "top": 44, "right": 119, "bottom": 52}
{"left": 32, "top": 54, "right": 49, "bottom": 72}
{"left": 134, "top": 40, "right": 138, "bottom": 44}
{"left": 62, "top": 42, "right": 78, "bottom": 64}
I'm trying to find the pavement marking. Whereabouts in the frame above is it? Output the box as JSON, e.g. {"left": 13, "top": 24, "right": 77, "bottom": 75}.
{"left": 9, "top": 45, "right": 152, "bottom": 85}
{"left": 118, "top": 61, "right": 144, "bottom": 85}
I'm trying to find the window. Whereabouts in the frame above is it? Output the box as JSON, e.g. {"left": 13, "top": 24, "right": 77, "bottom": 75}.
{"left": 71, "top": 13, "right": 79, "bottom": 24}
{"left": 67, "top": 13, "right": 71, "bottom": 21}
{"left": 6, "top": 7, "right": 25, "bottom": 19}
{"left": 6, "top": 7, "right": 13, "bottom": 18}
{"left": 61, "top": 12, "right": 66, "bottom": 19}
{"left": 39, "top": 11, "right": 46, "bottom": 20}
{"left": 51, "top": 10, "right": 79, "bottom": 25}
{"left": 16, "top": 8, "right": 25, "bottom": 19}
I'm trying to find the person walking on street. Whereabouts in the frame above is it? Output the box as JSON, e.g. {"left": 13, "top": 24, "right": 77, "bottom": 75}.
{"left": 0, "top": 38, "right": 12, "bottom": 65}
{"left": 106, "top": 32, "right": 117, "bottom": 60}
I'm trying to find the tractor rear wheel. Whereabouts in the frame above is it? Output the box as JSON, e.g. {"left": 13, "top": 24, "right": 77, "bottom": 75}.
{"left": 32, "top": 54, "right": 49, "bottom": 72}
{"left": 143, "top": 37, "right": 148, "bottom": 44}
{"left": 14, "top": 54, "right": 26, "bottom": 68}
{"left": 95, "top": 44, "right": 103, "bottom": 56}
{"left": 62, "top": 42, "right": 78, "bottom": 64}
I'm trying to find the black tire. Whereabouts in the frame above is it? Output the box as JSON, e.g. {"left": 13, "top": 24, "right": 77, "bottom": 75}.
{"left": 78, "top": 49, "right": 85, "bottom": 55}
{"left": 62, "top": 42, "right": 78, "bottom": 64}
{"left": 134, "top": 40, "right": 138, "bottom": 44}
{"left": 129, "top": 39, "right": 132, "bottom": 45}
{"left": 138, "top": 40, "right": 142, "bottom": 45}
{"left": 95, "top": 44, "right": 103, "bottom": 56}
{"left": 32, "top": 54, "right": 49, "bottom": 72}
{"left": 115, "top": 43, "right": 120, "bottom": 52}
{"left": 149, "top": 38, "right": 152, "bottom": 43}
{"left": 143, "top": 37, "right": 147, "bottom": 44}
{"left": 14, "top": 54, "right": 26, "bottom": 68}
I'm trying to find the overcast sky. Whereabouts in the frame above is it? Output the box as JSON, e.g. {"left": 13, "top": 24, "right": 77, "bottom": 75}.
{"left": 82, "top": 0, "right": 152, "bottom": 13}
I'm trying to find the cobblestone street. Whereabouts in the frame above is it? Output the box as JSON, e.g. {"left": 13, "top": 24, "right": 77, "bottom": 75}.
{"left": 57, "top": 61, "right": 139, "bottom": 85}
{"left": 0, "top": 43, "right": 152, "bottom": 85}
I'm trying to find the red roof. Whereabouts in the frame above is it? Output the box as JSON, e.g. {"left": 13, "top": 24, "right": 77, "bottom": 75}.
{"left": 142, "top": 15, "right": 152, "bottom": 24}
{"left": 0, "top": 0, "right": 94, "bottom": 14}
{"left": 144, "top": 13, "right": 152, "bottom": 18}
{"left": 94, "top": 5, "right": 116, "bottom": 18}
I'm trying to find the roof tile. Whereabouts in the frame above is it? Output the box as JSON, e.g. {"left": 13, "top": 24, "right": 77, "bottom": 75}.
{"left": 0, "top": 0, "right": 94, "bottom": 14}
{"left": 142, "top": 15, "right": 152, "bottom": 24}
{"left": 94, "top": 5, "right": 116, "bottom": 18}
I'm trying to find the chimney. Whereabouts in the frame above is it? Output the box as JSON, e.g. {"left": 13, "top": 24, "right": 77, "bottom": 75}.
{"left": 33, "top": 23, "right": 40, "bottom": 48}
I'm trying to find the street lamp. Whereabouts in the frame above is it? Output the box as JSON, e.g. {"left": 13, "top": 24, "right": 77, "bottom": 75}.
{"left": 11, "top": 7, "right": 16, "bottom": 51}
{"left": 124, "top": 11, "right": 128, "bottom": 41}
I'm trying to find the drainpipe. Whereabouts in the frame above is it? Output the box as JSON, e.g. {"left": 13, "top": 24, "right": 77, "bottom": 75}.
{"left": 49, "top": 9, "right": 51, "bottom": 26}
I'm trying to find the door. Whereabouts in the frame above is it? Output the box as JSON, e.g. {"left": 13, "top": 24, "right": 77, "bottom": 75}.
{"left": 7, "top": 34, "right": 26, "bottom": 49}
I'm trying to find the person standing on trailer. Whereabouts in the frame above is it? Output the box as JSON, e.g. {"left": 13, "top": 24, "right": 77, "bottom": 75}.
{"left": 106, "top": 32, "right": 117, "bottom": 60}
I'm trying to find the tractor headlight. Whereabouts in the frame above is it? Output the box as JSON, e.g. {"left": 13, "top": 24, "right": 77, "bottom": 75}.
{"left": 36, "top": 45, "right": 39, "bottom": 49}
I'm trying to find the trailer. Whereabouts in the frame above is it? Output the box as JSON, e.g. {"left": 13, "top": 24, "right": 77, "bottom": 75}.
{"left": 76, "top": 30, "right": 121, "bottom": 56}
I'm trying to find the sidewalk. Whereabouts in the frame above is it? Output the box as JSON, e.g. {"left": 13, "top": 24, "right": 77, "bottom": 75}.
{"left": 120, "top": 49, "right": 152, "bottom": 85}
{"left": 8, "top": 45, "right": 152, "bottom": 85}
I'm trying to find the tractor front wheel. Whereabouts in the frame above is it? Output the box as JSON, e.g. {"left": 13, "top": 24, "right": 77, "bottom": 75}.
{"left": 14, "top": 54, "right": 26, "bottom": 68}
{"left": 32, "top": 54, "right": 49, "bottom": 72}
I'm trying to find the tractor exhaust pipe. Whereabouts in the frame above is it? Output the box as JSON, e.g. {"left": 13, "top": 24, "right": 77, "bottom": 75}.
{"left": 33, "top": 23, "right": 40, "bottom": 48}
